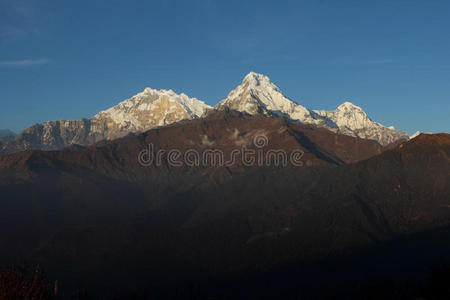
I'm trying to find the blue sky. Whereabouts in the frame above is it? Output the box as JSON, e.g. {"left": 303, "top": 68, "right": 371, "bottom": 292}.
{"left": 0, "top": 0, "right": 449, "bottom": 135}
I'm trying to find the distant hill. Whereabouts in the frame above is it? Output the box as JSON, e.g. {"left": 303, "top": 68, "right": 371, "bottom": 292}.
{"left": 0, "top": 129, "right": 16, "bottom": 142}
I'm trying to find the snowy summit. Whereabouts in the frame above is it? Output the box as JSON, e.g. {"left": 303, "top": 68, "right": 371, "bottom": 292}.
{"left": 217, "top": 71, "right": 329, "bottom": 127}
{"left": 2, "top": 72, "right": 410, "bottom": 153}
{"left": 217, "top": 72, "right": 408, "bottom": 145}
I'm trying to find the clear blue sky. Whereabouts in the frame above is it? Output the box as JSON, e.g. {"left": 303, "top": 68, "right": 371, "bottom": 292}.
{"left": 1, "top": 0, "right": 449, "bottom": 135}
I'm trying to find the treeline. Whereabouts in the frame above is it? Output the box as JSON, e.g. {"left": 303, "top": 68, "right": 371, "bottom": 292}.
{"left": 1, "top": 262, "right": 448, "bottom": 299}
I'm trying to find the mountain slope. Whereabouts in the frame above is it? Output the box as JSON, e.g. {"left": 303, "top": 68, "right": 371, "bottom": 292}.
{"left": 216, "top": 72, "right": 408, "bottom": 146}
{"left": 0, "top": 129, "right": 16, "bottom": 142}
{"left": 91, "top": 87, "right": 210, "bottom": 140}
{"left": 0, "top": 88, "right": 211, "bottom": 155}
{"left": 0, "top": 111, "right": 384, "bottom": 177}
{"left": 0, "top": 113, "right": 447, "bottom": 296}
{"left": 216, "top": 72, "right": 333, "bottom": 127}
{"left": 0, "top": 72, "right": 409, "bottom": 154}
{"left": 314, "top": 102, "right": 409, "bottom": 146}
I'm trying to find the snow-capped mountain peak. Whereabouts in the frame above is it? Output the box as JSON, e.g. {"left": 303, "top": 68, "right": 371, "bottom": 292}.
{"left": 242, "top": 71, "right": 278, "bottom": 89}
{"left": 336, "top": 101, "right": 364, "bottom": 111}
{"left": 317, "top": 101, "right": 372, "bottom": 130}
{"left": 91, "top": 87, "right": 211, "bottom": 140}
{"left": 1, "top": 87, "right": 213, "bottom": 153}
{"left": 102, "top": 87, "right": 209, "bottom": 117}
{"left": 2, "top": 73, "right": 411, "bottom": 154}
{"left": 314, "top": 102, "right": 409, "bottom": 145}
{"left": 217, "top": 72, "right": 328, "bottom": 126}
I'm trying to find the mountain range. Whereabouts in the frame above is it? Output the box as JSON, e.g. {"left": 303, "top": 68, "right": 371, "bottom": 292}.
{"left": 0, "top": 108, "right": 448, "bottom": 297}
{"left": 217, "top": 72, "right": 408, "bottom": 146}
{"left": 0, "top": 72, "right": 408, "bottom": 155}
{"left": 0, "top": 73, "right": 447, "bottom": 298}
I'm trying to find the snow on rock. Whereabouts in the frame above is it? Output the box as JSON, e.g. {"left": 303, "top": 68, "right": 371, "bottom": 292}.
{"left": 216, "top": 72, "right": 333, "bottom": 127}
{"left": 314, "top": 101, "right": 409, "bottom": 146}
{"left": 217, "top": 72, "right": 408, "bottom": 146}
{"left": 410, "top": 131, "right": 421, "bottom": 139}
{"left": 314, "top": 102, "right": 374, "bottom": 130}
{"left": 92, "top": 87, "right": 211, "bottom": 140}
{"left": 3, "top": 72, "right": 411, "bottom": 153}
{"left": 3, "top": 87, "right": 212, "bottom": 153}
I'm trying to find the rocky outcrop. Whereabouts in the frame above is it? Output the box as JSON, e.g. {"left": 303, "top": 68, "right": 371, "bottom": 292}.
{"left": 0, "top": 88, "right": 211, "bottom": 154}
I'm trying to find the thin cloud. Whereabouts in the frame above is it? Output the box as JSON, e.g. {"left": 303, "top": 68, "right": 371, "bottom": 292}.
{"left": 0, "top": 58, "right": 49, "bottom": 68}
{"left": 0, "top": 0, "right": 42, "bottom": 43}
{"left": 335, "top": 58, "right": 398, "bottom": 65}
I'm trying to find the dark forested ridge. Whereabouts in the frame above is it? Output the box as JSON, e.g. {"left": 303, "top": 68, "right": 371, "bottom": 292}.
{"left": 0, "top": 112, "right": 449, "bottom": 298}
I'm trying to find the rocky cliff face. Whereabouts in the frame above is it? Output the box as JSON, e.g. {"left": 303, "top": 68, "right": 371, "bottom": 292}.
{"left": 0, "top": 72, "right": 410, "bottom": 155}
{"left": 11, "top": 119, "right": 94, "bottom": 151}
{"left": 90, "top": 87, "right": 211, "bottom": 140}
{"left": 0, "top": 88, "right": 211, "bottom": 154}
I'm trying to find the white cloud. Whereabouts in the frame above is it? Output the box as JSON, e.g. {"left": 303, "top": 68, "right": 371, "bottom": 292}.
{"left": 0, "top": 58, "right": 49, "bottom": 68}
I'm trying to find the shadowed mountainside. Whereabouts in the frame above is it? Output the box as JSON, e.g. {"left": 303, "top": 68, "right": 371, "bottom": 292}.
{"left": 0, "top": 112, "right": 448, "bottom": 298}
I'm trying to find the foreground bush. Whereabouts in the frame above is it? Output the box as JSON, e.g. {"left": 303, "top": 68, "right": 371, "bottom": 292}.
{"left": 0, "top": 265, "right": 54, "bottom": 300}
